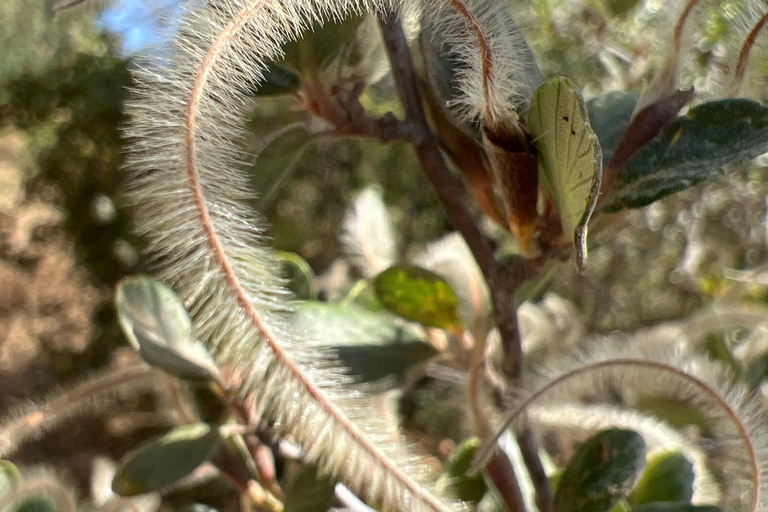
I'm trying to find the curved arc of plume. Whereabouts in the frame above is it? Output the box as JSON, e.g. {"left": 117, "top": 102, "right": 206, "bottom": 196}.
{"left": 473, "top": 353, "right": 767, "bottom": 512}
{"left": 0, "top": 365, "right": 158, "bottom": 459}
{"left": 183, "top": 5, "right": 446, "bottom": 508}
{"left": 733, "top": 10, "right": 768, "bottom": 94}
{"left": 123, "top": 0, "right": 518, "bottom": 510}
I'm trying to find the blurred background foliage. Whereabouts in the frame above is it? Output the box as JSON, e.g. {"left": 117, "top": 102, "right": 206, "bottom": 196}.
{"left": 3, "top": 0, "right": 768, "bottom": 509}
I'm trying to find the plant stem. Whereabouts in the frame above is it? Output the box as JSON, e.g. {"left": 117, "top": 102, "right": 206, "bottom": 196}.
{"left": 379, "top": 11, "right": 542, "bottom": 511}
{"left": 518, "top": 426, "right": 554, "bottom": 512}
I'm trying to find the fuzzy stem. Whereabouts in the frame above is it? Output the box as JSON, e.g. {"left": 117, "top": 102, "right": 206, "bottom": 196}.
{"left": 0, "top": 365, "right": 155, "bottom": 458}
{"left": 445, "top": 0, "right": 495, "bottom": 120}
{"left": 474, "top": 358, "right": 761, "bottom": 512}
{"left": 183, "top": 3, "right": 455, "bottom": 511}
{"left": 733, "top": 11, "right": 768, "bottom": 95}
{"left": 378, "top": 10, "right": 497, "bottom": 279}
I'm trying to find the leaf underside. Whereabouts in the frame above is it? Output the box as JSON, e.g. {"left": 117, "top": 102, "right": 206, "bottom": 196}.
{"left": 527, "top": 76, "right": 603, "bottom": 269}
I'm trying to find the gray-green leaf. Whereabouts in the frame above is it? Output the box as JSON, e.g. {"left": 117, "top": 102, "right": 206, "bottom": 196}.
{"left": 604, "top": 99, "right": 768, "bottom": 212}
{"left": 277, "top": 251, "right": 316, "bottom": 300}
{"left": 527, "top": 76, "right": 603, "bottom": 268}
{"left": 587, "top": 91, "right": 637, "bottom": 170}
{"left": 112, "top": 423, "right": 221, "bottom": 496}
{"left": 438, "top": 437, "right": 488, "bottom": 504}
{"left": 115, "top": 276, "right": 220, "bottom": 382}
{"left": 294, "top": 302, "right": 435, "bottom": 383}
{"left": 0, "top": 461, "right": 19, "bottom": 499}
{"left": 253, "top": 65, "right": 301, "bottom": 96}
{"left": 249, "top": 124, "right": 314, "bottom": 211}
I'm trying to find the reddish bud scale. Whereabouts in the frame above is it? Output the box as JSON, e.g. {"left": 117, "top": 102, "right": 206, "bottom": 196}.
{"left": 482, "top": 119, "right": 540, "bottom": 257}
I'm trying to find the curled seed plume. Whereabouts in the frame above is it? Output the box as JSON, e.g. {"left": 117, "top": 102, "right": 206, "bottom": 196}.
{"left": 0, "top": 365, "right": 158, "bottom": 459}
{"left": 124, "top": 0, "right": 533, "bottom": 509}
{"left": 733, "top": 10, "right": 768, "bottom": 95}
{"left": 473, "top": 342, "right": 768, "bottom": 512}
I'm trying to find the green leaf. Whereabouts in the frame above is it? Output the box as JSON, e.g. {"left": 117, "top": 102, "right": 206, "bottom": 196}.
{"left": 587, "top": 91, "right": 637, "bottom": 171}
{"left": 0, "top": 461, "right": 20, "bottom": 498}
{"left": 112, "top": 423, "right": 221, "bottom": 496}
{"left": 252, "top": 65, "right": 301, "bottom": 96}
{"left": 374, "top": 264, "right": 463, "bottom": 331}
{"left": 277, "top": 251, "right": 316, "bottom": 300}
{"left": 115, "top": 276, "right": 221, "bottom": 382}
{"left": 334, "top": 342, "right": 437, "bottom": 383}
{"left": 703, "top": 333, "right": 742, "bottom": 380}
{"left": 283, "top": 465, "right": 336, "bottom": 512}
{"left": 630, "top": 504, "right": 723, "bottom": 512}
{"left": 629, "top": 451, "right": 694, "bottom": 506}
{"left": 527, "top": 76, "right": 603, "bottom": 268}
{"left": 281, "top": 15, "right": 364, "bottom": 72}
{"left": 294, "top": 302, "right": 436, "bottom": 383}
{"left": 249, "top": 124, "right": 314, "bottom": 210}
{"left": 604, "top": 99, "right": 768, "bottom": 212}
{"left": 438, "top": 437, "right": 488, "bottom": 503}
{"left": 11, "top": 497, "right": 57, "bottom": 512}
{"left": 554, "top": 429, "right": 646, "bottom": 512}
{"left": 604, "top": 0, "right": 643, "bottom": 16}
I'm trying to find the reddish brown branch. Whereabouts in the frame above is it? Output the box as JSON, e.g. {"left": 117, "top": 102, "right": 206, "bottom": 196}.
{"left": 378, "top": 11, "right": 547, "bottom": 512}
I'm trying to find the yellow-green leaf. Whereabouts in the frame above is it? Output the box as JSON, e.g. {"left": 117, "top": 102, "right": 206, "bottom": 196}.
{"left": 527, "top": 76, "right": 603, "bottom": 269}
{"left": 374, "top": 264, "right": 462, "bottom": 331}
{"left": 629, "top": 451, "right": 694, "bottom": 506}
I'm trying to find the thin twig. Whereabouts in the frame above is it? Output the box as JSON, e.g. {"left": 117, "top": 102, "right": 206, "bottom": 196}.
{"left": 517, "top": 426, "right": 553, "bottom": 512}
